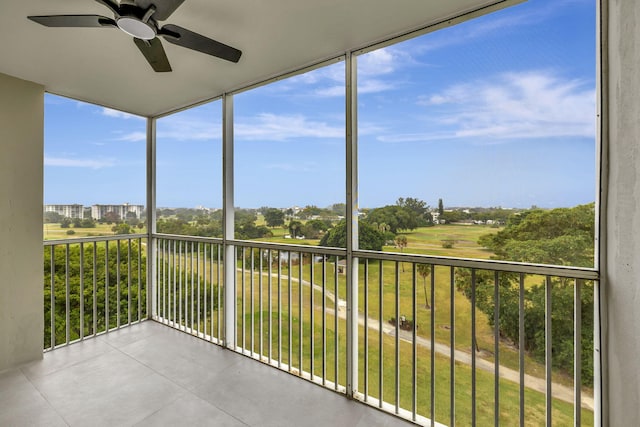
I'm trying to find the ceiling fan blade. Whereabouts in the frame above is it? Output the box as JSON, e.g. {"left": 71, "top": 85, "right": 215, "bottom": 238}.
{"left": 160, "top": 24, "right": 242, "bottom": 63}
{"left": 28, "top": 15, "right": 116, "bottom": 28}
{"left": 135, "top": 0, "right": 185, "bottom": 21}
{"left": 133, "top": 37, "right": 172, "bottom": 72}
{"left": 94, "top": 0, "right": 120, "bottom": 17}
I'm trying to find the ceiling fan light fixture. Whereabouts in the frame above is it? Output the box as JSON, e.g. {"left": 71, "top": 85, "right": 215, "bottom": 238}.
{"left": 117, "top": 17, "right": 156, "bottom": 40}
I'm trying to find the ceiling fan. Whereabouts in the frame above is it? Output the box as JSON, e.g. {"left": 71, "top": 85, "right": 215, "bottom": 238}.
{"left": 27, "top": 0, "right": 242, "bottom": 72}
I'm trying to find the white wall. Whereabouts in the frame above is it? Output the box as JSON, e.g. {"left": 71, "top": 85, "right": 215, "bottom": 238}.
{"left": 605, "top": 0, "right": 640, "bottom": 424}
{"left": 0, "top": 73, "right": 44, "bottom": 371}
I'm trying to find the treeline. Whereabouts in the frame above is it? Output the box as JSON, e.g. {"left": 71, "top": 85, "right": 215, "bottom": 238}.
{"left": 455, "top": 203, "right": 595, "bottom": 385}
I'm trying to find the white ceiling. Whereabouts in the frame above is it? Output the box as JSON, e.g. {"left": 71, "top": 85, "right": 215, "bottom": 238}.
{"left": 0, "top": 0, "right": 516, "bottom": 117}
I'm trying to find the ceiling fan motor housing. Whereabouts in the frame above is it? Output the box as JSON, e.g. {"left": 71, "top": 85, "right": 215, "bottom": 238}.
{"left": 116, "top": 3, "right": 158, "bottom": 40}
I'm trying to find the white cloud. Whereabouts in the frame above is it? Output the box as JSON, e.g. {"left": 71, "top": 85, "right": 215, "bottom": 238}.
{"left": 381, "top": 71, "right": 595, "bottom": 143}
{"left": 235, "top": 113, "right": 343, "bottom": 141}
{"left": 358, "top": 48, "right": 397, "bottom": 76}
{"left": 101, "top": 108, "right": 143, "bottom": 120}
{"left": 158, "top": 115, "right": 221, "bottom": 141}
{"left": 45, "top": 156, "right": 115, "bottom": 169}
{"left": 117, "top": 131, "right": 147, "bottom": 142}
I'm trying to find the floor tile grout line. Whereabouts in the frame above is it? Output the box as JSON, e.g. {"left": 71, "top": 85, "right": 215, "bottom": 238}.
{"left": 110, "top": 341, "right": 251, "bottom": 427}
{"left": 19, "top": 368, "right": 72, "bottom": 427}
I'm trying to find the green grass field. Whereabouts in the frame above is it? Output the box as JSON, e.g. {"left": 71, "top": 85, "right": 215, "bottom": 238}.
{"left": 44, "top": 223, "right": 146, "bottom": 240}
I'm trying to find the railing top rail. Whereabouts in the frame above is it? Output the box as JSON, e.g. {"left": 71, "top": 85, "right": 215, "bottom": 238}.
{"left": 43, "top": 233, "right": 147, "bottom": 246}
{"left": 354, "top": 249, "right": 599, "bottom": 280}
{"left": 149, "top": 233, "right": 599, "bottom": 280}
{"left": 153, "top": 233, "right": 223, "bottom": 244}
{"left": 229, "top": 239, "right": 346, "bottom": 255}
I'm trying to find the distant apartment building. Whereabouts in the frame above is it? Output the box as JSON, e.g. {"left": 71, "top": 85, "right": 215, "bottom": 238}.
{"left": 91, "top": 203, "right": 144, "bottom": 220}
{"left": 44, "top": 204, "right": 84, "bottom": 219}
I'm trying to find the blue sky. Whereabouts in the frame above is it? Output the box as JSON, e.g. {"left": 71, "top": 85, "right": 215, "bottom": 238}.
{"left": 45, "top": 0, "right": 596, "bottom": 210}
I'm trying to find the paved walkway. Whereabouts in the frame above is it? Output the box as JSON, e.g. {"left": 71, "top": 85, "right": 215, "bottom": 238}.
{"left": 258, "top": 269, "right": 593, "bottom": 411}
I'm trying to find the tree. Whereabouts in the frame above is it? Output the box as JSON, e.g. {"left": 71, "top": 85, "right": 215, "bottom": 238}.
{"left": 397, "top": 197, "right": 432, "bottom": 225}
{"left": 125, "top": 211, "right": 139, "bottom": 226}
{"left": 112, "top": 223, "right": 132, "bottom": 235}
{"left": 329, "top": 203, "right": 346, "bottom": 216}
{"left": 394, "top": 235, "right": 408, "bottom": 271}
{"left": 60, "top": 217, "right": 71, "bottom": 228}
{"left": 416, "top": 264, "right": 431, "bottom": 309}
{"left": 72, "top": 218, "right": 82, "bottom": 228}
{"left": 438, "top": 198, "right": 444, "bottom": 216}
{"left": 103, "top": 211, "right": 120, "bottom": 224}
{"left": 80, "top": 218, "right": 96, "bottom": 228}
{"left": 263, "top": 208, "right": 285, "bottom": 227}
{"left": 319, "top": 220, "right": 385, "bottom": 251}
{"left": 366, "top": 205, "right": 418, "bottom": 233}
{"left": 288, "top": 220, "right": 303, "bottom": 238}
{"left": 44, "top": 211, "right": 63, "bottom": 223}
{"left": 301, "top": 219, "right": 328, "bottom": 239}
{"left": 456, "top": 203, "right": 595, "bottom": 384}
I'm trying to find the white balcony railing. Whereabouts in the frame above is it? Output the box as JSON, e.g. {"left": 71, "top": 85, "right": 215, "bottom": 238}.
{"left": 43, "top": 234, "right": 148, "bottom": 351}
{"left": 42, "top": 233, "right": 598, "bottom": 425}
{"left": 151, "top": 234, "right": 599, "bottom": 427}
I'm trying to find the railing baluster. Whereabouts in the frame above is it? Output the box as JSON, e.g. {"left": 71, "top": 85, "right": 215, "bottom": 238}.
{"left": 288, "top": 252, "right": 292, "bottom": 371}
{"left": 519, "top": 273, "right": 525, "bottom": 427}
{"left": 268, "top": 249, "right": 273, "bottom": 361}
{"left": 198, "top": 242, "right": 202, "bottom": 335}
{"left": 128, "top": 239, "right": 132, "bottom": 326}
{"left": 190, "top": 241, "right": 195, "bottom": 333}
{"left": 93, "top": 242, "right": 97, "bottom": 337}
{"left": 430, "top": 264, "right": 435, "bottom": 427}
{"left": 322, "top": 254, "right": 326, "bottom": 384}
{"left": 310, "top": 253, "right": 315, "bottom": 379}
{"left": 259, "top": 248, "right": 264, "bottom": 357}
{"left": 395, "top": 261, "right": 400, "bottom": 414}
{"left": 65, "top": 244, "right": 70, "bottom": 344}
{"left": 364, "top": 259, "right": 369, "bottom": 401}
{"left": 334, "top": 254, "right": 339, "bottom": 390}
{"left": 412, "top": 262, "right": 417, "bottom": 421}
{"left": 278, "top": 250, "right": 282, "bottom": 367}
{"left": 179, "top": 241, "right": 183, "bottom": 329}
{"left": 494, "top": 271, "right": 500, "bottom": 427}
{"left": 298, "top": 251, "right": 303, "bottom": 374}
{"left": 204, "top": 242, "right": 208, "bottom": 337}
{"left": 379, "top": 259, "right": 384, "bottom": 408}
{"left": 233, "top": 246, "right": 238, "bottom": 349}
{"left": 217, "top": 244, "right": 222, "bottom": 341}
{"left": 116, "top": 239, "right": 121, "bottom": 329}
{"left": 450, "top": 266, "right": 455, "bottom": 427}
{"left": 574, "top": 279, "right": 582, "bottom": 427}
{"left": 79, "top": 242, "right": 84, "bottom": 340}
{"left": 545, "top": 276, "right": 552, "bottom": 427}
{"left": 138, "top": 238, "right": 143, "bottom": 324}
{"left": 242, "top": 246, "right": 246, "bottom": 351}
{"left": 210, "top": 243, "right": 215, "bottom": 340}
{"left": 250, "top": 247, "right": 255, "bottom": 355}
{"left": 50, "top": 245, "right": 55, "bottom": 349}
{"left": 105, "top": 240, "right": 109, "bottom": 331}
{"left": 472, "top": 268, "right": 477, "bottom": 426}
{"left": 171, "top": 240, "right": 180, "bottom": 328}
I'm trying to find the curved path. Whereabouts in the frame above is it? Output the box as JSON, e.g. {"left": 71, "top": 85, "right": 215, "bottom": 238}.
{"left": 255, "top": 270, "right": 594, "bottom": 411}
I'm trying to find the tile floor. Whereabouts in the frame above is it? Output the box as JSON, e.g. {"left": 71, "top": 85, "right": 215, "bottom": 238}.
{"left": 0, "top": 321, "right": 413, "bottom": 426}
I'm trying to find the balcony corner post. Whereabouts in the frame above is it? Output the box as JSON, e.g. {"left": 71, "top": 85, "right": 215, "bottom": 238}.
{"left": 146, "top": 116, "right": 157, "bottom": 321}
{"left": 223, "top": 93, "right": 236, "bottom": 350}
{"left": 345, "top": 51, "right": 359, "bottom": 398}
